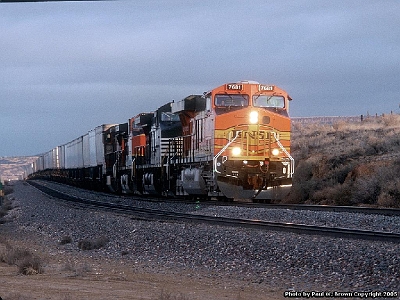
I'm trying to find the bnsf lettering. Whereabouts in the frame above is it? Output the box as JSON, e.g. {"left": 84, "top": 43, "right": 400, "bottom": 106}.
{"left": 234, "top": 131, "right": 269, "bottom": 139}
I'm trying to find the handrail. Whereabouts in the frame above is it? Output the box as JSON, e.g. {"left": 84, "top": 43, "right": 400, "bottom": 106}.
{"left": 272, "top": 132, "right": 295, "bottom": 177}
{"left": 213, "top": 131, "right": 241, "bottom": 175}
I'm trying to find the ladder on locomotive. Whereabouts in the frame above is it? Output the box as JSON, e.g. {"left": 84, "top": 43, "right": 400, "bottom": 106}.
{"left": 167, "top": 137, "right": 184, "bottom": 164}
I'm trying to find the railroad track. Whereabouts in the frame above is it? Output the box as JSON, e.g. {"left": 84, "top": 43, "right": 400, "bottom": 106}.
{"left": 252, "top": 203, "right": 400, "bottom": 216}
{"left": 27, "top": 180, "right": 400, "bottom": 243}
{"left": 28, "top": 179, "right": 400, "bottom": 217}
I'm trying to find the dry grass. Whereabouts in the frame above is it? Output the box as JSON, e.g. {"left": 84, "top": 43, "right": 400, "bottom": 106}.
{"left": 62, "top": 260, "right": 93, "bottom": 277}
{"left": 287, "top": 114, "right": 400, "bottom": 207}
{"left": 0, "top": 240, "right": 44, "bottom": 275}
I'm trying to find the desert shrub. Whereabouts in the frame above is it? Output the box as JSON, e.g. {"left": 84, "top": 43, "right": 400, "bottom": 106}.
{"left": 309, "top": 187, "right": 330, "bottom": 204}
{"left": 287, "top": 154, "right": 350, "bottom": 203}
{"left": 284, "top": 185, "right": 306, "bottom": 204}
{"left": 285, "top": 177, "right": 322, "bottom": 204}
{"left": 351, "top": 175, "right": 380, "bottom": 205}
{"left": 59, "top": 235, "right": 72, "bottom": 245}
{"left": 377, "top": 192, "right": 398, "bottom": 207}
{"left": 63, "top": 261, "right": 92, "bottom": 277}
{"left": 349, "top": 162, "right": 400, "bottom": 206}
{"left": 381, "top": 113, "right": 400, "bottom": 126}
{"left": 293, "top": 159, "right": 314, "bottom": 181}
{"left": 1, "top": 247, "right": 31, "bottom": 264}
{"left": 320, "top": 158, "right": 354, "bottom": 186}
{"left": 385, "top": 131, "right": 400, "bottom": 151}
{"left": 78, "top": 236, "right": 109, "bottom": 250}
{"left": 292, "top": 143, "right": 309, "bottom": 162}
{"left": 331, "top": 183, "right": 353, "bottom": 206}
{"left": 285, "top": 157, "right": 324, "bottom": 203}
{"left": 0, "top": 246, "right": 44, "bottom": 275}
{"left": 331, "top": 163, "right": 354, "bottom": 185}
{"left": 376, "top": 177, "right": 400, "bottom": 208}
{"left": 291, "top": 124, "right": 336, "bottom": 162}
{"left": 18, "top": 256, "right": 44, "bottom": 275}
{"left": 290, "top": 116, "right": 400, "bottom": 206}
{"left": 332, "top": 121, "right": 347, "bottom": 131}
{"left": 311, "top": 183, "right": 353, "bottom": 206}
{"left": 366, "top": 136, "right": 387, "bottom": 154}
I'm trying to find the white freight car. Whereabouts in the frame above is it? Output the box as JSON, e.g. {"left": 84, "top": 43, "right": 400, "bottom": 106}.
{"left": 65, "top": 136, "right": 84, "bottom": 169}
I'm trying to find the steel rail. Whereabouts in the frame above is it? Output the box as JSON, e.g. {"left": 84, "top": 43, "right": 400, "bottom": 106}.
{"left": 27, "top": 180, "right": 400, "bottom": 216}
{"left": 27, "top": 181, "right": 400, "bottom": 243}
{"left": 258, "top": 203, "right": 400, "bottom": 216}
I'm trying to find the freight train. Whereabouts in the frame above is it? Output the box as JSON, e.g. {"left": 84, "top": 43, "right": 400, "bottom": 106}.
{"left": 28, "top": 81, "right": 294, "bottom": 201}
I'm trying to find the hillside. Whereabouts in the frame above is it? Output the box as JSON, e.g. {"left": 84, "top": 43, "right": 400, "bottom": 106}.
{"left": 287, "top": 114, "right": 400, "bottom": 207}
{"left": 0, "top": 156, "right": 38, "bottom": 182}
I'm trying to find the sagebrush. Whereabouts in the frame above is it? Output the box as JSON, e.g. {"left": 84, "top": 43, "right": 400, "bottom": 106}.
{"left": 0, "top": 242, "right": 44, "bottom": 275}
{"left": 286, "top": 114, "right": 400, "bottom": 207}
{"left": 78, "top": 236, "right": 109, "bottom": 250}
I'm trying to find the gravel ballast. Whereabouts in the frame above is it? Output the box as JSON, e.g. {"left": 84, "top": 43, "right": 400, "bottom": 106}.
{"left": 37, "top": 180, "right": 400, "bottom": 234}
{"left": 3, "top": 180, "right": 400, "bottom": 293}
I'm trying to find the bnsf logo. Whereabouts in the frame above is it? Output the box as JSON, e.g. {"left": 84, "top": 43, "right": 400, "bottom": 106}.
{"left": 234, "top": 131, "right": 273, "bottom": 140}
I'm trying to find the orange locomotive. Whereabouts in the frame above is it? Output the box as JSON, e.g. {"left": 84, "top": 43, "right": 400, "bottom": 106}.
{"left": 168, "top": 81, "right": 294, "bottom": 199}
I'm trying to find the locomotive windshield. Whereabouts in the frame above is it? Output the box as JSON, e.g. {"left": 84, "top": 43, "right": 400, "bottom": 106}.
{"left": 253, "top": 95, "right": 285, "bottom": 108}
{"left": 215, "top": 94, "right": 249, "bottom": 107}
{"left": 161, "top": 112, "right": 180, "bottom": 122}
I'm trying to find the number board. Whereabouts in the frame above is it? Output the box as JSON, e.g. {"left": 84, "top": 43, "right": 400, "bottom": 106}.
{"left": 259, "top": 85, "right": 274, "bottom": 91}
{"left": 226, "top": 83, "right": 243, "bottom": 90}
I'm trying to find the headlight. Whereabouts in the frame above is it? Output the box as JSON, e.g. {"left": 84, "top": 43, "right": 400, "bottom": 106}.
{"left": 272, "top": 148, "right": 280, "bottom": 156}
{"left": 249, "top": 111, "right": 258, "bottom": 124}
{"left": 232, "top": 147, "right": 241, "bottom": 156}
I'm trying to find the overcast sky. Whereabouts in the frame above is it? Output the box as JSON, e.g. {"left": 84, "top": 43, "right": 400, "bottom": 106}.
{"left": 0, "top": 0, "right": 399, "bottom": 157}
